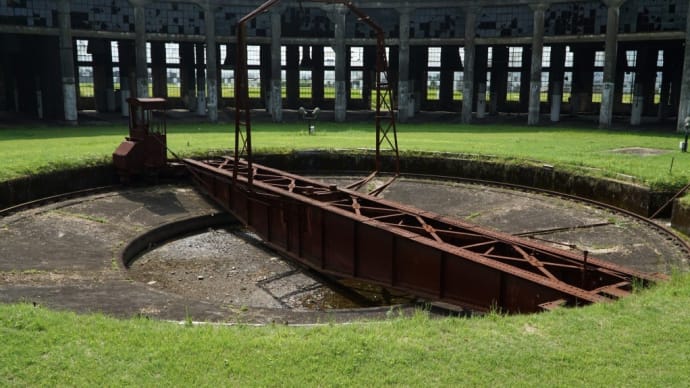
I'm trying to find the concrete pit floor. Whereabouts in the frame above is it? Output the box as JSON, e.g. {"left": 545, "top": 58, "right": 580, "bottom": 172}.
{"left": 0, "top": 176, "right": 687, "bottom": 324}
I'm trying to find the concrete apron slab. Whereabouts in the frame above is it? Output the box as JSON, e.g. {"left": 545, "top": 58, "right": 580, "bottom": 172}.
{"left": 0, "top": 180, "right": 687, "bottom": 324}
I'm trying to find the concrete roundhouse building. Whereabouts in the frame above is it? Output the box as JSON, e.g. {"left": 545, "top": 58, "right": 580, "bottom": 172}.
{"left": 1, "top": 0, "right": 689, "bottom": 130}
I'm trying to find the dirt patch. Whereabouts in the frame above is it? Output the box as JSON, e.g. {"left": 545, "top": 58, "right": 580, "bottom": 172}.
{"left": 128, "top": 226, "right": 414, "bottom": 310}
{"left": 609, "top": 147, "right": 670, "bottom": 156}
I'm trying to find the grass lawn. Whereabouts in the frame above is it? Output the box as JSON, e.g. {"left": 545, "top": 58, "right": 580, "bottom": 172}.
{"left": 2, "top": 120, "right": 690, "bottom": 385}
{"left": 1, "top": 273, "right": 690, "bottom": 386}
{"left": 1, "top": 121, "right": 689, "bottom": 190}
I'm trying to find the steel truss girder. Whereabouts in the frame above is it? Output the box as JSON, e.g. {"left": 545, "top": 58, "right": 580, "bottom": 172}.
{"left": 184, "top": 157, "right": 661, "bottom": 314}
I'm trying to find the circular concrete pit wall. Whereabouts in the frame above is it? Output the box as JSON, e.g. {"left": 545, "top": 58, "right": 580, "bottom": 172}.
{"left": 0, "top": 151, "right": 668, "bottom": 217}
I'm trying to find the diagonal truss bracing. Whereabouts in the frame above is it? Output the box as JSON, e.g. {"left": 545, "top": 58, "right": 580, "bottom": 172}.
{"left": 184, "top": 157, "right": 662, "bottom": 314}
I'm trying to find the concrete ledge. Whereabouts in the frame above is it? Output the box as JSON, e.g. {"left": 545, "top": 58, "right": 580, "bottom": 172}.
{"left": 0, "top": 151, "right": 673, "bottom": 218}
{"left": 672, "top": 200, "right": 690, "bottom": 236}
{"left": 256, "top": 151, "right": 664, "bottom": 217}
{"left": 119, "top": 213, "right": 237, "bottom": 268}
{"left": 0, "top": 164, "right": 118, "bottom": 209}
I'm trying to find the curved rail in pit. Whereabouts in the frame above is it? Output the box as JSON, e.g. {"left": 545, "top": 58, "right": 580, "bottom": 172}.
{"left": 183, "top": 157, "right": 667, "bottom": 314}
{"left": 2, "top": 164, "right": 687, "bottom": 314}
{"left": 3, "top": 174, "right": 686, "bottom": 263}
{"left": 388, "top": 172, "right": 690, "bottom": 258}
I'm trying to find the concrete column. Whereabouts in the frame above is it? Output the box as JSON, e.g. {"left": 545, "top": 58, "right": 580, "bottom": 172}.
{"left": 105, "top": 48, "right": 116, "bottom": 112}
{"left": 180, "top": 42, "right": 197, "bottom": 111}
{"left": 638, "top": 46, "right": 657, "bottom": 116}
{"left": 571, "top": 45, "right": 595, "bottom": 115}
{"left": 520, "top": 46, "right": 532, "bottom": 112}
{"left": 462, "top": 6, "right": 478, "bottom": 124}
{"left": 90, "top": 39, "right": 115, "bottom": 112}
{"left": 286, "top": 45, "right": 299, "bottom": 107}
{"left": 410, "top": 46, "right": 426, "bottom": 113}
{"left": 332, "top": 5, "right": 347, "bottom": 122}
{"left": 312, "top": 45, "right": 325, "bottom": 107}
{"left": 613, "top": 48, "right": 626, "bottom": 109}
{"left": 57, "top": 0, "right": 77, "bottom": 124}
{"left": 117, "top": 40, "right": 136, "bottom": 117}
{"left": 131, "top": 1, "right": 148, "bottom": 98}
{"left": 260, "top": 44, "right": 271, "bottom": 110}
{"left": 658, "top": 44, "right": 672, "bottom": 121}
{"left": 549, "top": 45, "right": 565, "bottom": 122}
{"left": 204, "top": 2, "right": 218, "bottom": 122}
{"left": 195, "top": 43, "right": 206, "bottom": 116}
{"left": 475, "top": 46, "right": 488, "bottom": 119}
{"left": 363, "top": 45, "right": 376, "bottom": 110}
{"left": 491, "top": 46, "right": 508, "bottom": 114}
{"left": 398, "top": 8, "right": 412, "bottom": 122}
{"left": 599, "top": 0, "right": 624, "bottom": 128}
{"left": 270, "top": 10, "right": 283, "bottom": 122}
{"left": 528, "top": 3, "right": 548, "bottom": 125}
{"left": 677, "top": 5, "right": 690, "bottom": 131}
{"left": 631, "top": 82, "right": 643, "bottom": 125}
{"left": 476, "top": 83, "right": 487, "bottom": 118}
{"left": 150, "top": 42, "right": 165, "bottom": 97}
{"left": 440, "top": 46, "right": 456, "bottom": 110}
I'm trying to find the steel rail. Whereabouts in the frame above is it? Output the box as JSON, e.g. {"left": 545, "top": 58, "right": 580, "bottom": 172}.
{"left": 387, "top": 171, "right": 690, "bottom": 259}
{"left": 0, "top": 185, "right": 120, "bottom": 218}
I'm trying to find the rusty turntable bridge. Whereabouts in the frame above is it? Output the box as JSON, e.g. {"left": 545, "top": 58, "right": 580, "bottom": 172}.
{"left": 182, "top": 0, "right": 661, "bottom": 314}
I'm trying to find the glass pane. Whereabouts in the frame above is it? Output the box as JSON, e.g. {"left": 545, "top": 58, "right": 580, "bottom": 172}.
{"left": 453, "top": 71, "right": 463, "bottom": 101}
{"left": 167, "top": 68, "right": 180, "bottom": 97}
{"left": 350, "top": 70, "right": 363, "bottom": 99}
{"left": 324, "top": 70, "right": 335, "bottom": 99}
{"left": 507, "top": 72, "right": 521, "bottom": 101}
{"left": 76, "top": 40, "right": 92, "bottom": 62}
{"left": 248, "top": 69, "right": 261, "bottom": 98}
{"left": 165, "top": 43, "right": 180, "bottom": 64}
{"left": 299, "top": 70, "right": 312, "bottom": 99}
{"left": 426, "top": 71, "right": 440, "bottom": 100}
{"left": 350, "top": 47, "right": 363, "bottom": 67}
{"left": 592, "top": 71, "right": 603, "bottom": 103}
{"left": 508, "top": 47, "right": 522, "bottom": 68}
{"left": 78, "top": 66, "right": 94, "bottom": 97}
{"left": 221, "top": 69, "right": 234, "bottom": 98}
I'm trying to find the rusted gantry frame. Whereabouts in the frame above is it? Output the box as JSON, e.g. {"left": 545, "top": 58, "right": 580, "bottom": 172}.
{"left": 184, "top": 157, "right": 660, "bottom": 313}
{"left": 234, "top": 0, "right": 400, "bottom": 187}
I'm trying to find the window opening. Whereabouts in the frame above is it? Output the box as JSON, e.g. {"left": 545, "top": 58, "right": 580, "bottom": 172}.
{"left": 165, "top": 42, "right": 180, "bottom": 97}
{"left": 111, "top": 41, "right": 120, "bottom": 90}
{"left": 350, "top": 46, "right": 363, "bottom": 100}
{"left": 76, "top": 39, "right": 94, "bottom": 98}
{"left": 426, "top": 47, "right": 441, "bottom": 101}
{"left": 506, "top": 46, "right": 522, "bottom": 101}
{"left": 563, "top": 46, "right": 573, "bottom": 103}
{"left": 452, "top": 47, "right": 465, "bottom": 101}
{"left": 592, "top": 50, "right": 604, "bottom": 103}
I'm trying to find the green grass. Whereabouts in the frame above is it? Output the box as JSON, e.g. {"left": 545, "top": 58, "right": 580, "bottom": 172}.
{"left": 1, "top": 121, "right": 689, "bottom": 190}
{"left": 3, "top": 122, "right": 690, "bottom": 384}
{"left": 2, "top": 272, "right": 690, "bottom": 385}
